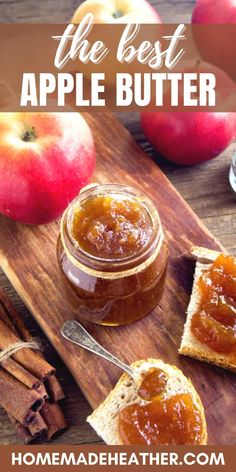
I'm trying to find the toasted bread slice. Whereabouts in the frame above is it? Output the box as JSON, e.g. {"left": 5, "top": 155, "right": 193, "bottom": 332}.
{"left": 87, "top": 358, "right": 207, "bottom": 445}
{"left": 179, "top": 246, "right": 236, "bottom": 372}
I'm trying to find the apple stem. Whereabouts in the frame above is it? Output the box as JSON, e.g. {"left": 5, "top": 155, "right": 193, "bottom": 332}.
{"left": 22, "top": 127, "right": 36, "bottom": 142}
{"left": 112, "top": 10, "right": 123, "bottom": 19}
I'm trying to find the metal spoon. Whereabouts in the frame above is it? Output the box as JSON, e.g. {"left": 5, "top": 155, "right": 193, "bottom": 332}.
{"left": 61, "top": 320, "right": 139, "bottom": 382}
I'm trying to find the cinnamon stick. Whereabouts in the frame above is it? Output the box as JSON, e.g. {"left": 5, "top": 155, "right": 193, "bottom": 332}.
{"left": 35, "top": 382, "right": 48, "bottom": 399}
{"left": 0, "top": 300, "right": 14, "bottom": 331}
{"left": 8, "top": 415, "right": 33, "bottom": 445}
{"left": 41, "top": 402, "right": 67, "bottom": 440}
{"left": 0, "top": 292, "right": 63, "bottom": 396}
{"left": 1, "top": 295, "right": 52, "bottom": 388}
{"left": 0, "top": 291, "right": 29, "bottom": 340}
{"left": 46, "top": 375, "right": 65, "bottom": 402}
{"left": 0, "top": 290, "right": 67, "bottom": 442}
{"left": 9, "top": 414, "right": 48, "bottom": 444}
{"left": 1, "top": 357, "right": 41, "bottom": 390}
{"left": 28, "top": 412, "right": 48, "bottom": 437}
{"left": 0, "top": 369, "right": 44, "bottom": 426}
{"left": 0, "top": 318, "right": 55, "bottom": 380}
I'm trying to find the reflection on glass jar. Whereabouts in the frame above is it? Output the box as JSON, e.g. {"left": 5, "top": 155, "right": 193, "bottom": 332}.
{"left": 229, "top": 151, "right": 236, "bottom": 192}
{"left": 57, "top": 184, "right": 168, "bottom": 326}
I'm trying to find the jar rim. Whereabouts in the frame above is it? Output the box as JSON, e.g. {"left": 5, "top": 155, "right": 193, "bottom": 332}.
{"left": 60, "top": 183, "right": 163, "bottom": 273}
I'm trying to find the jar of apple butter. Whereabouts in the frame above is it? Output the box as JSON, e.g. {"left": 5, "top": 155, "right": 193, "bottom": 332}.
{"left": 57, "top": 184, "right": 168, "bottom": 326}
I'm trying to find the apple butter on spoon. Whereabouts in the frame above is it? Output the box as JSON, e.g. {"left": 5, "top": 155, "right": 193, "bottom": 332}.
{"left": 137, "top": 367, "right": 168, "bottom": 401}
{"left": 61, "top": 319, "right": 160, "bottom": 391}
{"left": 118, "top": 365, "right": 203, "bottom": 445}
{"left": 62, "top": 321, "right": 205, "bottom": 446}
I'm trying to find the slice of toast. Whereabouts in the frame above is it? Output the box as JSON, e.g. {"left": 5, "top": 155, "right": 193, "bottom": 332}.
{"left": 179, "top": 246, "right": 236, "bottom": 372}
{"left": 87, "top": 358, "right": 207, "bottom": 445}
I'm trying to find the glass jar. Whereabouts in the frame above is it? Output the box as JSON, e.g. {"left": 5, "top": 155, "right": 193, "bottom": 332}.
{"left": 229, "top": 151, "right": 236, "bottom": 192}
{"left": 57, "top": 184, "right": 168, "bottom": 326}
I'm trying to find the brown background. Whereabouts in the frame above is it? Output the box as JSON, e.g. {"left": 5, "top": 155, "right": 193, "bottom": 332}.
{"left": 0, "top": 445, "right": 232, "bottom": 472}
{"left": 1, "top": 23, "right": 235, "bottom": 113}
{"left": 0, "top": 0, "right": 235, "bottom": 445}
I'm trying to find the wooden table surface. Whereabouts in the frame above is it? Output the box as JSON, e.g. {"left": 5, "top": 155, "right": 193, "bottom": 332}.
{"left": 0, "top": 0, "right": 235, "bottom": 445}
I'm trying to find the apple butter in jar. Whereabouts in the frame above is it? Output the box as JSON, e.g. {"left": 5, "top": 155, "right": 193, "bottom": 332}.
{"left": 57, "top": 184, "right": 168, "bottom": 326}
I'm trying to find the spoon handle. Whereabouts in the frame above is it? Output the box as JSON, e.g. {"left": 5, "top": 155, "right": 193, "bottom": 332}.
{"left": 61, "top": 320, "right": 135, "bottom": 379}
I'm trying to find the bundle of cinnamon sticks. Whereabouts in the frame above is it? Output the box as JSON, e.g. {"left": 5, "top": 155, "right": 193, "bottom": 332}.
{"left": 0, "top": 289, "right": 67, "bottom": 443}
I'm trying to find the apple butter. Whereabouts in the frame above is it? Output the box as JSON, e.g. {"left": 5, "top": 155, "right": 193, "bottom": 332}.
{"left": 119, "top": 368, "right": 203, "bottom": 445}
{"left": 71, "top": 195, "right": 153, "bottom": 259}
{"left": 138, "top": 367, "right": 168, "bottom": 400}
{"left": 191, "top": 254, "right": 236, "bottom": 355}
{"left": 57, "top": 184, "right": 168, "bottom": 326}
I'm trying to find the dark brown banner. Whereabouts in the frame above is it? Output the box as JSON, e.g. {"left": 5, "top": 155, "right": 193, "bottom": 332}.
{"left": 0, "top": 445, "right": 233, "bottom": 471}
{"left": 0, "top": 23, "right": 236, "bottom": 112}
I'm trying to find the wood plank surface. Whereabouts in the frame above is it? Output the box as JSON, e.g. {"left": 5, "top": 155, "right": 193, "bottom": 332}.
{"left": 0, "top": 0, "right": 235, "bottom": 446}
{"left": 0, "top": 109, "right": 236, "bottom": 446}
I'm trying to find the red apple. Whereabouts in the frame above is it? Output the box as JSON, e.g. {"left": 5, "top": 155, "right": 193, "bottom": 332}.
{"left": 141, "top": 62, "right": 236, "bottom": 165}
{"left": 141, "top": 111, "right": 236, "bottom": 165}
{"left": 192, "top": 0, "right": 236, "bottom": 24}
{"left": 0, "top": 112, "right": 95, "bottom": 224}
{"left": 192, "top": 0, "right": 236, "bottom": 80}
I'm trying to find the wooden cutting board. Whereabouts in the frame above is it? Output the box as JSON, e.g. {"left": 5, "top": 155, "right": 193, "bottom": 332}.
{"left": 0, "top": 111, "right": 235, "bottom": 445}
